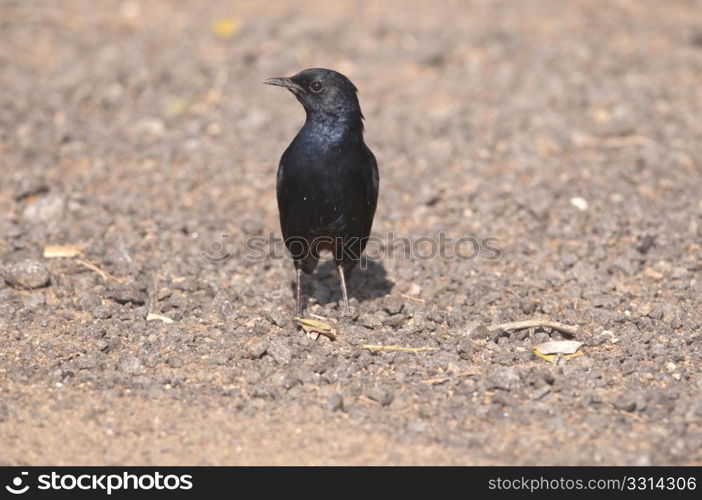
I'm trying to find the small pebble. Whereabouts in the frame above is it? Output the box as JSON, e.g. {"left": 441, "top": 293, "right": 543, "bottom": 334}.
{"left": 3, "top": 260, "right": 51, "bottom": 289}
{"left": 119, "top": 355, "right": 142, "bottom": 374}
{"left": 382, "top": 296, "right": 405, "bottom": 315}
{"left": 268, "top": 339, "right": 293, "bottom": 365}
{"left": 367, "top": 387, "right": 394, "bottom": 407}
{"left": 570, "top": 197, "right": 589, "bottom": 211}
{"left": 326, "top": 393, "right": 344, "bottom": 411}
{"left": 104, "top": 283, "right": 147, "bottom": 305}
{"left": 487, "top": 367, "right": 521, "bottom": 391}
{"left": 167, "top": 356, "right": 184, "bottom": 368}
{"left": 244, "top": 336, "right": 269, "bottom": 359}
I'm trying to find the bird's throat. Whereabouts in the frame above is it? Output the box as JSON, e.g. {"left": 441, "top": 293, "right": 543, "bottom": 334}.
{"left": 303, "top": 109, "right": 364, "bottom": 142}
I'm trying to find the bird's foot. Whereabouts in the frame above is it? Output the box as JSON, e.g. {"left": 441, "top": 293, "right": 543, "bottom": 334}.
{"left": 339, "top": 305, "right": 357, "bottom": 325}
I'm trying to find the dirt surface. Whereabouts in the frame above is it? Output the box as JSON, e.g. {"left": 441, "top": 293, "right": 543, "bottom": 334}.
{"left": 1, "top": 0, "right": 702, "bottom": 465}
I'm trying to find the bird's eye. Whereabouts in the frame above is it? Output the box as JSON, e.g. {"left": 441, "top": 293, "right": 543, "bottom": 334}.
{"left": 309, "top": 81, "right": 324, "bottom": 93}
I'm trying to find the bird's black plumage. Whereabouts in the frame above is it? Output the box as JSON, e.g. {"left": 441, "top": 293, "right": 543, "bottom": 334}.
{"left": 264, "top": 68, "right": 379, "bottom": 316}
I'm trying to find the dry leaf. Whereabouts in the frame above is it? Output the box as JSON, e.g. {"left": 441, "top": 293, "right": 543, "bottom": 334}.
{"left": 533, "top": 340, "right": 582, "bottom": 355}
{"left": 44, "top": 244, "right": 83, "bottom": 258}
{"left": 532, "top": 348, "right": 558, "bottom": 363}
{"left": 147, "top": 313, "right": 174, "bottom": 324}
{"left": 294, "top": 317, "right": 336, "bottom": 341}
{"left": 213, "top": 18, "right": 240, "bottom": 39}
{"left": 532, "top": 345, "right": 585, "bottom": 364}
{"left": 362, "top": 344, "right": 436, "bottom": 353}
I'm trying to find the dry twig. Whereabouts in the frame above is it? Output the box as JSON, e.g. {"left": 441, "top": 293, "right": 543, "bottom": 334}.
{"left": 422, "top": 370, "right": 478, "bottom": 385}
{"left": 362, "top": 344, "right": 436, "bottom": 353}
{"left": 487, "top": 319, "right": 579, "bottom": 337}
{"left": 75, "top": 258, "right": 122, "bottom": 283}
{"left": 400, "top": 293, "right": 425, "bottom": 303}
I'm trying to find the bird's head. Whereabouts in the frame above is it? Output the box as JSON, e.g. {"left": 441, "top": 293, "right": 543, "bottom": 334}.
{"left": 264, "top": 68, "right": 363, "bottom": 122}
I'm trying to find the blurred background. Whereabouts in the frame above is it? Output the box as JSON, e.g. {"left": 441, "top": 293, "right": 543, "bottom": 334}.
{"left": 0, "top": 0, "right": 701, "bottom": 465}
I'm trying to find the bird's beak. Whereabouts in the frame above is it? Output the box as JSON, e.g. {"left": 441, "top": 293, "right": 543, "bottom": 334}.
{"left": 263, "top": 77, "right": 305, "bottom": 93}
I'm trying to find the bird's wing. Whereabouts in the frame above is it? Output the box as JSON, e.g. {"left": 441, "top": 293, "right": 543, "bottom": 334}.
{"left": 364, "top": 145, "right": 379, "bottom": 238}
{"left": 276, "top": 157, "right": 290, "bottom": 238}
{"left": 276, "top": 150, "right": 316, "bottom": 241}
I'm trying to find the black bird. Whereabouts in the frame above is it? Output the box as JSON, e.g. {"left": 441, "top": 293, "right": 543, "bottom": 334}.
{"left": 264, "top": 68, "right": 379, "bottom": 316}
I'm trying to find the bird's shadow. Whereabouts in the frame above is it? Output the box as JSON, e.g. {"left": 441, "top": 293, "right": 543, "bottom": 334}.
{"left": 291, "top": 258, "right": 394, "bottom": 308}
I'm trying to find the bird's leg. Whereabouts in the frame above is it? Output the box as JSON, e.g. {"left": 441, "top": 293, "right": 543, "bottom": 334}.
{"left": 295, "top": 263, "right": 304, "bottom": 316}
{"left": 337, "top": 262, "right": 350, "bottom": 314}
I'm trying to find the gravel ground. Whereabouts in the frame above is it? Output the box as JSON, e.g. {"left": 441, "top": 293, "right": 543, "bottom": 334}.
{"left": 1, "top": 0, "right": 701, "bottom": 465}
